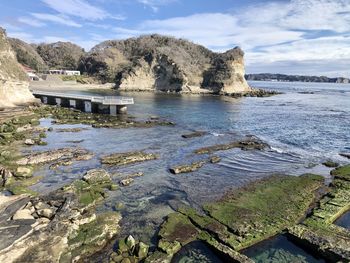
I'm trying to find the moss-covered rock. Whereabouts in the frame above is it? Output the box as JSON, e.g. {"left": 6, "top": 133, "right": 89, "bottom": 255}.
{"left": 194, "top": 137, "right": 269, "bottom": 154}
{"left": 158, "top": 213, "right": 200, "bottom": 256}
{"left": 204, "top": 174, "right": 323, "bottom": 249}
{"left": 67, "top": 211, "right": 121, "bottom": 261}
{"left": 330, "top": 164, "right": 350, "bottom": 181}
{"left": 101, "top": 151, "right": 158, "bottom": 166}
{"left": 286, "top": 165, "right": 350, "bottom": 262}
{"left": 169, "top": 161, "right": 206, "bottom": 174}
{"left": 32, "top": 105, "right": 175, "bottom": 128}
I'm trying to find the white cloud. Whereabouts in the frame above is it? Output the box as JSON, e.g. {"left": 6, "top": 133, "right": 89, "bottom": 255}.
{"left": 31, "top": 13, "right": 82, "bottom": 27}
{"left": 237, "top": 0, "right": 350, "bottom": 33}
{"left": 108, "top": 0, "right": 350, "bottom": 76}
{"left": 17, "top": 17, "right": 46, "bottom": 27}
{"left": 41, "top": 0, "right": 125, "bottom": 20}
{"left": 138, "top": 0, "right": 176, "bottom": 12}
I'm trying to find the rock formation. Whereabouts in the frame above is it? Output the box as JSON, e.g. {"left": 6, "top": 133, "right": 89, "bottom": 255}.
{"left": 80, "top": 34, "right": 251, "bottom": 94}
{"left": 0, "top": 27, "right": 35, "bottom": 107}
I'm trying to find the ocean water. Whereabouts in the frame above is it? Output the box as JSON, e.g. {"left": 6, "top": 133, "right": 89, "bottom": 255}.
{"left": 242, "top": 234, "right": 326, "bottom": 263}
{"left": 28, "top": 81, "right": 350, "bottom": 249}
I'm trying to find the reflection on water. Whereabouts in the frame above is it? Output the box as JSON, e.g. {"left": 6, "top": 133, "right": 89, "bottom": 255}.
{"left": 242, "top": 234, "right": 326, "bottom": 263}
{"left": 171, "top": 241, "right": 224, "bottom": 263}
{"left": 335, "top": 211, "right": 350, "bottom": 229}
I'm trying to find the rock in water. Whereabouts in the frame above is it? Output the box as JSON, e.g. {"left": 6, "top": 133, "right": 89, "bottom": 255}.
{"left": 82, "top": 169, "right": 111, "bottom": 184}
{"left": 0, "top": 27, "right": 36, "bottom": 108}
{"left": 120, "top": 178, "right": 134, "bottom": 186}
{"left": 24, "top": 139, "right": 35, "bottom": 145}
{"left": 339, "top": 152, "right": 350, "bottom": 159}
{"left": 101, "top": 151, "right": 158, "bottom": 166}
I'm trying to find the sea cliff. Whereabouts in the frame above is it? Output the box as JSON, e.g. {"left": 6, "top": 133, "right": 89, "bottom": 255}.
{"left": 0, "top": 28, "right": 35, "bottom": 107}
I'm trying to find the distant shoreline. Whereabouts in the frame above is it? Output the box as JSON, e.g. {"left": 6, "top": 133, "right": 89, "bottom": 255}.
{"left": 245, "top": 73, "right": 350, "bottom": 84}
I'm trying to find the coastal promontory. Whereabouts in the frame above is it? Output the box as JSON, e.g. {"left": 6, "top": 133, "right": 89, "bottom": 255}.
{"left": 80, "top": 34, "right": 250, "bottom": 94}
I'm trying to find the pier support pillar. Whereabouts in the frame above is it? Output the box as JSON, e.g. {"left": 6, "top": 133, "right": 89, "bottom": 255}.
{"left": 110, "top": 105, "right": 117, "bottom": 116}
{"left": 69, "top": 99, "right": 76, "bottom": 108}
{"left": 117, "top": 105, "right": 127, "bottom": 114}
{"left": 84, "top": 101, "right": 92, "bottom": 113}
{"left": 42, "top": 96, "right": 48, "bottom": 104}
{"left": 55, "top": 98, "right": 62, "bottom": 106}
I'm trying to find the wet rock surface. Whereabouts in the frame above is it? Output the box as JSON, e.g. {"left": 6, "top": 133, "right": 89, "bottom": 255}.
{"left": 16, "top": 147, "right": 93, "bottom": 166}
{"left": 194, "top": 137, "right": 270, "bottom": 154}
{"left": 339, "top": 152, "right": 350, "bottom": 159}
{"left": 147, "top": 174, "right": 323, "bottom": 262}
{"left": 181, "top": 131, "right": 207, "bottom": 139}
{"left": 287, "top": 165, "right": 350, "bottom": 262}
{"left": 109, "top": 235, "right": 150, "bottom": 263}
{"left": 169, "top": 161, "right": 206, "bottom": 174}
{"left": 101, "top": 151, "right": 158, "bottom": 166}
{"left": 33, "top": 105, "right": 175, "bottom": 129}
{"left": 0, "top": 168, "right": 121, "bottom": 263}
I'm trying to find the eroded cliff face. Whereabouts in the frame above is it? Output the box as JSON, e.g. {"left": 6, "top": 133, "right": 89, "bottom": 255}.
{"left": 0, "top": 28, "right": 35, "bottom": 107}
{"left": 81, "top": 35, "right": 251, "bottom": 94}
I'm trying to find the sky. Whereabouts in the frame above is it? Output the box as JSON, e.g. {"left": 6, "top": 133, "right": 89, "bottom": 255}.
{"left": 1, "top": 0, "right": 350, "bottom": 77}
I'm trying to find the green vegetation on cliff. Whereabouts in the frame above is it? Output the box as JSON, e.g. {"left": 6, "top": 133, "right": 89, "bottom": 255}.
{"left": 8, "top": 38, "right": 47, "bottom": 71}
{"left": 36, "top": 41, "right": 84, "bottom": 69}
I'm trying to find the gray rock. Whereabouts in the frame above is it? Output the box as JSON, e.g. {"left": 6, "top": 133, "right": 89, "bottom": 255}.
{"left": 12, "top": 209, "right": 34, "bottom": 220}
{"left": 126, "top": 235, "right": 136, "bottom": 249}
{"left": 120, "top": 178, "right": 134, "bottom": 186}
{"left": 15, "top": 167, "right": 33, "bottom": 178}
{"left": 24, "top": 139, "right": 35, "bottom": 145}
{"left": 82, "top": 169, "right": 111, "bottom": 185}
{"left": 0, "top": 166, "right": 13, "bottom": 187}
{"left": 37, "top": 208, "right": 54, "bottom": 219}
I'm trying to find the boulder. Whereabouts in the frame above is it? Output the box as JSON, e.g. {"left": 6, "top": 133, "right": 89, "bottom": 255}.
{"left": 169, "top": 161, "right": 206, "bottom": 174}
{"left": 12, "top": 209, "right": 34, "bottom": 220}
{"left": 120, "top": 178, "right": 134, "bottom": 186}
{"left": 136, "top": 242, "right": 149, "bottom": 259}
{"left": 24, "top": 139, "right": 35, "bottom": 145}
{"left": 15, "top": 167, "right": 33, "bottom": 178}
{"left": 37, "top": 208, "right": 54, "bottom": 219}
{"left": 82, "top": 169, "right": 111, "bottom": 185}
{"left": 126, "top": 235, "right": 136, "bottom": 249}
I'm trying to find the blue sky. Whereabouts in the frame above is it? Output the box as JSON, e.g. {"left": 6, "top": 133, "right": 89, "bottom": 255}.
{"left": 1, "top": 0, "right": 350, "bottom": 76}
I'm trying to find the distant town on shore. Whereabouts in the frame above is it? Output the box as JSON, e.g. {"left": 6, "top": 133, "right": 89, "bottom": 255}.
{"left": 245, "top": 73, "right": 350, "bottom": 84}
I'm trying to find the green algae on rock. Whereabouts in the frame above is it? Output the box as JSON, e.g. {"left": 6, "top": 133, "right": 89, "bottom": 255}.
{"left": 101, "top": 151, "right": 158, "bottom": 166}
{"left": 64, "top": 169, "right": 114, "bottom": 207}
{"left": 109, "top": 235, "right": 150, "bottom": 263}
{"left": 204, "top": 174, "right": 324, "bottom": 249}
{"left": 149, "top": 174, "right": 324, "bottom": 262}
{"left": 330, "top": 164, "right": 350, "bottom": 181}
{"left": 169, "top": 161, "right": 206, "bottom": 174}
{"left": 32, "top": 105, "right": 175, "bottom": 128}
{"left": 67, "top": 211, "right": 121, "bottom": 262}
{"left": 287, "top": 165, "right": 350, "bottom": 262}
{"left": 194, "top": 137, "right": 270, "bottom": 154}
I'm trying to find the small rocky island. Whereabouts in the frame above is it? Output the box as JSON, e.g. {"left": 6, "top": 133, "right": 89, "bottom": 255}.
{"left": 0, "top": 26, "right": 350, "bottom": 263}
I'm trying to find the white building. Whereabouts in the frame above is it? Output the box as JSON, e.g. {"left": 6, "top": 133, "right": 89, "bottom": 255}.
{"left": 48, "top": 70, "right": 80, "bottom": 76}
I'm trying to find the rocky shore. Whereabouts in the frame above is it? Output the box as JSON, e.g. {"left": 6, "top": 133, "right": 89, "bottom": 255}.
{"left": 0, "top": 102, "right": 349, "bottom": 263}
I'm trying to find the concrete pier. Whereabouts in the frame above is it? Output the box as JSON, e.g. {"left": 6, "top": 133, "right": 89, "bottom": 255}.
{"left": 31, "top": 90, "right": 134, "bottom": 115}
